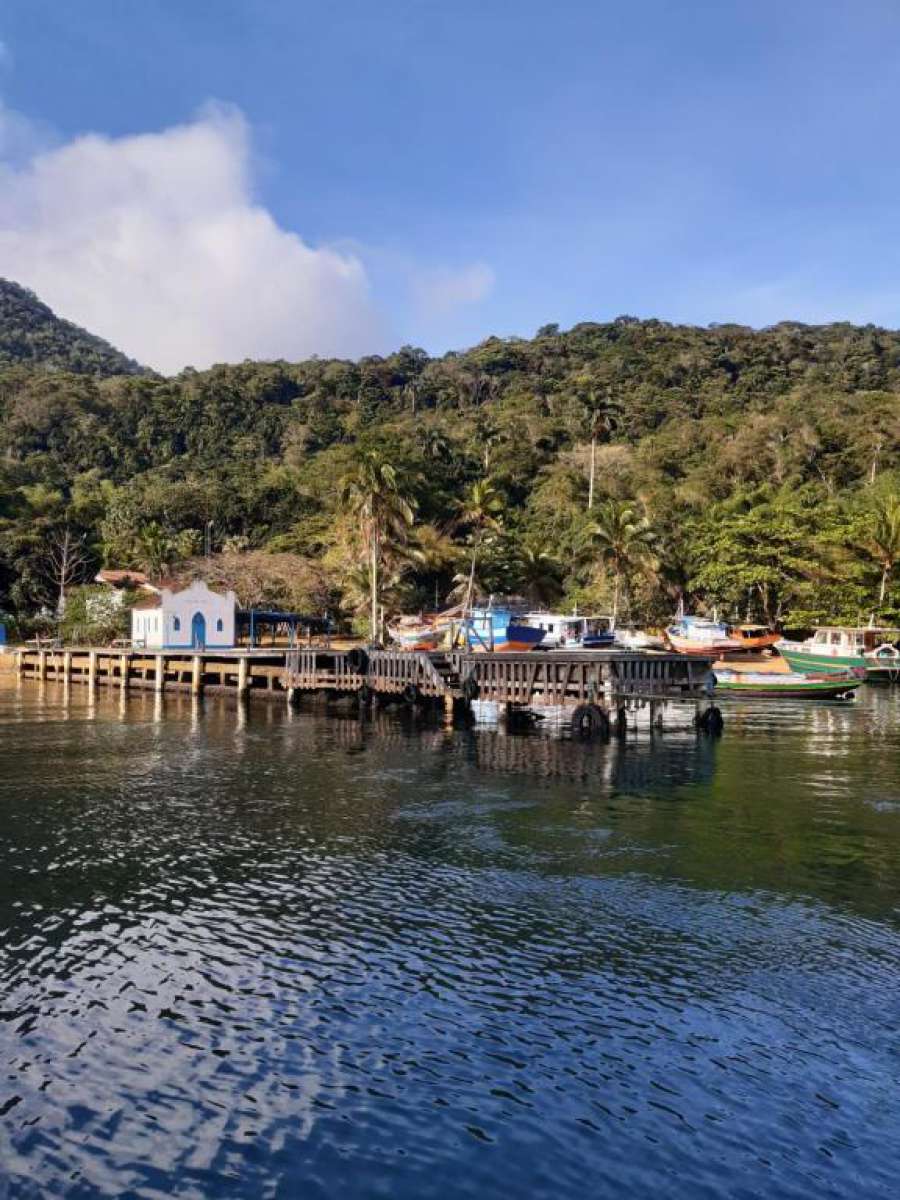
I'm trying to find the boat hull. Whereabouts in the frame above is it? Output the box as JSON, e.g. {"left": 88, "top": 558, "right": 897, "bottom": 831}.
{"left": 714, "top": 670, "right": 862, "bottom": 698}
{"left": 667, "top": 634, "right": 743, "bottom": 656}
{"left": 728, "top": 633, "right": 781, "bottom": 651}
{"left": 454, "top": 619, "right": 545, "bottom": 653}
{"left": 388, "top": 621, "right": 449, "bottom": 652}
{"left": 779, "top": 646, "right": 900, "bottom": 681}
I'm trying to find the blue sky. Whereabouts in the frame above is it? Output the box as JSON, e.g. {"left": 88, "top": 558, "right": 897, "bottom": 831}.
{"left": 2, "top": 0, "right": 900, "bottom": 370}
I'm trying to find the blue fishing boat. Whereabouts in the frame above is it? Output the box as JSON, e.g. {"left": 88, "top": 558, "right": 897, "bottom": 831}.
{"left": 454, "top": 606, "right": 545, "bottom": 652}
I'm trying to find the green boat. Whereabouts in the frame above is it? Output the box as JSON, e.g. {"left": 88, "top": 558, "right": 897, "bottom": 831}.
{"left": 713, "top": 667, "right": 863, "bottom": 699}
{"left": 777, "top": 626, "right": 900, "bottom": 681}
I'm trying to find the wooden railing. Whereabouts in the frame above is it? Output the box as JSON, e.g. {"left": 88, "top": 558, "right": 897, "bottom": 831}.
{"left": 16, "top": 646, "right": 714, "bottom": 710}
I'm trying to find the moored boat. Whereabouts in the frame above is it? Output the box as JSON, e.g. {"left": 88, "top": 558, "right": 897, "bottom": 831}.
{"left": 713, "top": 667, "right": 863, "bottom": 699}
{"left": 726, "top": 624, "right": 781, "bottom": 652}
{"left": 778, "top": 625, "right": 900, "bottom": 681}
{"left": 666, "top": 616, "right": 743, "bottom": 656}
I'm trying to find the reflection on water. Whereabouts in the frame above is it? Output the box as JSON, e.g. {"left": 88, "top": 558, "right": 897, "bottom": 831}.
{"left": 1, "top": 679, "right": 900, "bottom": 1199}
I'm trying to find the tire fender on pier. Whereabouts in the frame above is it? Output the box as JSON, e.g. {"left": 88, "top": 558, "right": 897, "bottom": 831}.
{"left": 570, "top": 704, "right": 611, "bottom": 740}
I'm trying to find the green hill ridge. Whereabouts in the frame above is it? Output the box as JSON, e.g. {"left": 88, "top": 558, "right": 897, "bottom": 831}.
{"left": 1, "top": 288, "right": 899, "bottom": 633}
{"left": 0, "top": 278, "right": 147, "bottom": 377}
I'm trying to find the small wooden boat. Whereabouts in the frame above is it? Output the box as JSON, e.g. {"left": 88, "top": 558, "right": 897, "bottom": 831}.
{"left": 615, "top": 627, "right": 667, "bottom": 652}
{"left": 388, "top": 613, "right": 453, "bottom": 651}
{"left": 727, "top": 624, "right": 781, "bottom": 651}
{"left": 713, "top": 667, "right": 863, "bottom": 699}
{"left": 666, "top": 617, "right": 742, "bottom": 656}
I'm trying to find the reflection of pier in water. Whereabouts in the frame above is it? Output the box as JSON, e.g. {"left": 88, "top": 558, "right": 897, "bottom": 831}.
{"left": 8, "top": 674, "right": 720, "bottom": 788}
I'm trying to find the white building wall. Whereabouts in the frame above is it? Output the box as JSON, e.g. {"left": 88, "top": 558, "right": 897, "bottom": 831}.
{"left": 131, "top": 581, "right": 236, "bottom": 649}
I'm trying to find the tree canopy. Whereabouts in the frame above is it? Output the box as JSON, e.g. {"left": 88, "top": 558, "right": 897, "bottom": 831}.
{"left": 2, "top": 291, "right": 900, "bottom": 635}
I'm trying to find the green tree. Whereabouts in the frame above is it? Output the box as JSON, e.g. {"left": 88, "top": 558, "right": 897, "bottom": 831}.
{"left": 588, "top": 499, "right": 657, "bottom": 623}
{"left": 578, "top": 387, "right": 621, "bottom": 511}
{"left": 865, "top": 493, "right": 900, "bottom": 607}
{"left": 339, "top": 449, "right": 415, "bottom": 641}
{"left": 456, "top": 479, "right": 504, "bottom": 614}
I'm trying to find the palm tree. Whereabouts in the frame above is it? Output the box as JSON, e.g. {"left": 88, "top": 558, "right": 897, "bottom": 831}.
{"left": 866, "top": 493, "right": 900, "bottom": 606}
{"left": 406, "top": 524, "right": 460, "bottom": 609}
{"left": 515, "top": 540, "right": 562, "bottom": 606}
{"left": 589, "top": 499, "right": 657, "bottom": 623}
{"left": 456, "top": 479, "right": 504, "bottom": 615}
{"left": 339, "top": 449, "right": 415, "bottom": 641}
{"left": 579, "top": 388, "right": 621, "bottom": 511}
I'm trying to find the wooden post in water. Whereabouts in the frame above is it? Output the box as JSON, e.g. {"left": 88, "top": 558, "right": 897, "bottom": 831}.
{"left": 237, "top": 656, "right": 249, "bottom": 697}
{"left": 38, "top": 650, "right": 47, "bottom": 681}
{"left": 119, "top": 653, "right": 130, "bottom": 690}
{"left": 88, "top": 651, "right": 97, "bottom": 691}
{"left": 191, "top": 655, "right": 202, "bottom": 696}
{"left": 62, "top": 650, "right": 72, "bottom": 683}
{"left": 154, "top": 654, "right": 165, "bottom": 693}
{"left": 15, "top": 649, "right": 23, "bottom": 677}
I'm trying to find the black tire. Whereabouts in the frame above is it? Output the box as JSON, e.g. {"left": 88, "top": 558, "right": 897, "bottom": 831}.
{"left": 347, "top": 648, "right": 369, "bottom": 674}
{"left": 462, "top": 675, "right": 480, "bottom": 702}
{"left": 571, "top": 704, "right": 611, "bottom": 739}
{"left": 698, "top": 705, "right": 724, "bottom": 735}
{"left": 402, "top": 683, "right": 420, "bottom": 704}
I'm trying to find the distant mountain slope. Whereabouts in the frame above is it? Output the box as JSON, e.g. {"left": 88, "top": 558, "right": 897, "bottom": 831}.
{"left": 0, "top": 278, "right": 148, "bottom": 376}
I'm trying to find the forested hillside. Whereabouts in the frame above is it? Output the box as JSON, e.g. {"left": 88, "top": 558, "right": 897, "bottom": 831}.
{"left": 2, "top": 302, "right": 900, "bottom": 637}
{"left": 0, "top": 279, "right": 146, "bottom": 377}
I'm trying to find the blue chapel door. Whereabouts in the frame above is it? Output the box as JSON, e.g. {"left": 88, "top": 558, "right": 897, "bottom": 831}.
{"left": 191, "top": 612, "right": 206, "bottom": 649}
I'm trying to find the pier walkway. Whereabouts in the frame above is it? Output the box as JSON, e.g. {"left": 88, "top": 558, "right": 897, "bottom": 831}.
{"left": 13, "top": 645, "right": 718, "bottom": 734}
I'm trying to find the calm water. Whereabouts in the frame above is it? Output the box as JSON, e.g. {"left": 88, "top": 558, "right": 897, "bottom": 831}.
{"left": 1, "top": 679, "right": 900, "bottom": 1199}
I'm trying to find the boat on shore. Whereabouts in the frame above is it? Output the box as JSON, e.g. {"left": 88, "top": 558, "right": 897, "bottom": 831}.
{"left": 521, "top": 612, "right": 616, "bottom": 650}
{"left": 778, "top": 625, "right": 900, "bottom": 681}
{"left": 615, "top": 627, "right": 667, "bottom": 652}
{"left": 726, "top": 624, "right": 781, "bottom": 652}
{"left": 387, "top": 613, "right": 452, "bottom": 652}
{"left": 713, "top": 667, "right": 863, "bottom": 699}
{"left": 666, "top": 617, "right": 743, "bottom": 656}
{"left": 452, "top": 606, "right": 546, "bottom": 652}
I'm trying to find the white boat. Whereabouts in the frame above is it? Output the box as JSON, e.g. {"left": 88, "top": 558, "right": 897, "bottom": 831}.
{"left": 521, "top": 612, "right": 616, "bottom": 649}
{"left": 615, "top": 627, "right": 667, "bottom": 651}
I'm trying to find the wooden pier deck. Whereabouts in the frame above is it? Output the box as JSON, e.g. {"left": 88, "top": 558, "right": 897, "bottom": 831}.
{"left": 13, "top": 645, "right": 719, "bottom": 734}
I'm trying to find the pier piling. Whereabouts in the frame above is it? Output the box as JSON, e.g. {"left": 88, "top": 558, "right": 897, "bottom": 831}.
{"left": 13, "top": 646, "right": 719, "bottom": 734}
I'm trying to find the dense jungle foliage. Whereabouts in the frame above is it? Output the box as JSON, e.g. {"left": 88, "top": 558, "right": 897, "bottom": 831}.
{"left": 2, "top": 277, "right": 900, "bottom": 638}
{"left": 0, "top": 280, "right": 146, "bottom": 377}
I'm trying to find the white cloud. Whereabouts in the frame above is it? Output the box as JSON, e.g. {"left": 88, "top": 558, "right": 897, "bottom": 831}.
{"left": 412, "top": 261, "right": 495, "bottom": 317}
{"left": 0, "top": 103, "right": 386, "bottom": 372}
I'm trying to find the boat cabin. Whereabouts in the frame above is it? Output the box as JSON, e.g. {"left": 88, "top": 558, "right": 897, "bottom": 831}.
{"left": 522, "top": 612, "right": 614, "bottom": 648}
{"left": 808, "top": 626, "right": 900, "bottom": 655}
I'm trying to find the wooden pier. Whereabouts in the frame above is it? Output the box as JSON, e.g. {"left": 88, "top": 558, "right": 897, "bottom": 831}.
{"left": 13, "top": 645, "right": 720, "bottom": 735}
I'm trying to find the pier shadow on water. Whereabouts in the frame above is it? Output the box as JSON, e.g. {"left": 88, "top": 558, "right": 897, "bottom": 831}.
{"left": 1, "top": 677, "right": 900, "bottom": 1199}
